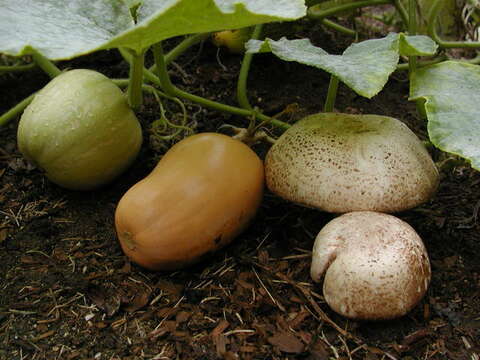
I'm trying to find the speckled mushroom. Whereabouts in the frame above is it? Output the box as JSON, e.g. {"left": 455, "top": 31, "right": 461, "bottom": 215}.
{"left": 310, "top": 211, "right": 431, "bottom": 320}
{"left": 265, "top": 113, "right": 439, "bottom": 213}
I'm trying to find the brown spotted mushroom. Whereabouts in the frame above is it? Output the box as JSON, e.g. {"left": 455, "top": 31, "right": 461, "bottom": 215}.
{"left": 310, "top": 211, "right": 431, "bottom": 320}
{"left": 265, "top": 113, "right": 439, "bottom": 213}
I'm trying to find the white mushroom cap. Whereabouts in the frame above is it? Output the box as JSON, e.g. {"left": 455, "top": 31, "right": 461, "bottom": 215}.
{"left": 310, "top": 211, "right": 431, "bottom": 320}
{"left": 265, "top": 113, "right": 439, "bottom": 213}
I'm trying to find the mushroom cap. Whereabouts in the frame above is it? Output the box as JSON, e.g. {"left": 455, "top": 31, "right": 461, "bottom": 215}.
{"left": 310, "top": 211, "right": 431, "bottom": 320}
{"left": 265, "top": 113, "right": 439, "bottom": 213}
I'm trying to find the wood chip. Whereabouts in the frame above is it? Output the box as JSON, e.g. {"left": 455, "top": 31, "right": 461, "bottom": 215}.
{"left": 32, "top": 330, "right": 55, "bottom": 341}
{"left": 268, "top": 331, "right": 305, "bottom": 354}
{"left": 211, "top": 319, "right": 230, "bottom": 338}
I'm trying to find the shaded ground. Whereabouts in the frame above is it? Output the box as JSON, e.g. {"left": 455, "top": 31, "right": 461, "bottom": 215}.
{"left": 1, "top": 19, "right": 479, "bottom": 360}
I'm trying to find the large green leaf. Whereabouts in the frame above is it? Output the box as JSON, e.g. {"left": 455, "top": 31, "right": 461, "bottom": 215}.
{"left": 410, "top": 61, "right": 480, "bottom": 170}
{"left": 398, "top": 34, "right": 438, "bottom": 56}
{"left": 246, "top": 33, "right": 437, "bottom": 98}
{"left": 109, "top": 0, "right": 307, "bottom": 52}
{"left": 0, "top": 0, "right": 134, "bottom": 60}
{"left": 0, "top": 0, "right": 306, "bottom": 60}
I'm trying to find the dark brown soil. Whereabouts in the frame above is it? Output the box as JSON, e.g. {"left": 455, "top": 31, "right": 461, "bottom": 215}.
{"left": 1, "top": 20, "right": 479, "bottom": 360}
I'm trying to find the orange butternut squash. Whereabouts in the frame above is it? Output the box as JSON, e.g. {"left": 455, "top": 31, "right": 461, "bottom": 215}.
{"left": 115, "top": 133, "right": 264, "bottom": 271}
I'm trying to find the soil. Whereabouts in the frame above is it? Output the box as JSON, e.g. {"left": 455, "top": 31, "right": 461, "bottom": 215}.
{"left": 1, "top": 19, "right": 479, "bottom": 360}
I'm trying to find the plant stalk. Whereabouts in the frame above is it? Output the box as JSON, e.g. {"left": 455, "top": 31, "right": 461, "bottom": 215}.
{"left": 324, "top": 75, "right": 339, "bottom": 112}
{"left": 237, "top": 24, "right": 263, "bottom": 110}
{"left": 408, "top": 0, "right": 427, "bottom": 118}
{"left": 152, "top": 42, "right": 177, "bottom": 97}
{"left": 320, "top": 19, "right": 356, "bottom": 36}
{"left": 149, "top": 33, "right": 210, "bottom": 74}
{"left": 152, "top": 42, "right": 290, "bottom": 130}
{"left": 396, "top": 56, "right": 446, "bottom": 71}
{"left": 30, "top": 50, "right": 61, "bottom": 78}
{"left": 0, "top": 63, "right": 36, "bottom": 74}
{"left": 308, "top": 0, "right": 391, "bottom": 20}
{"left": 0, "top": 93, "right": 35, "bottom": 127}
{"left": 428, "top": 0, "right": 480, "bottom": 48}
{"left": 408, "top": 0, "right": 417, "bottom": 74}
{"left": 126, "top": 48, "right": 146, "bottom": 109}
{"left": 392, "top": 0, "right": 409, "bottom": 29}
{"left": 119, "top": 48, "right": 161, "bottom": 86}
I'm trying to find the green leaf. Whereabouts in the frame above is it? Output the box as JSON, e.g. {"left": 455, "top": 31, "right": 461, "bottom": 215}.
{"left": 109, "top": 0, "right": 307, "bottom": 52}
{"left": 0, "top": 0, "right": 306, "bottom": 60}
{"left": 410, "top": 61, "right": 480, "bottom": 170}
{"left": 0, "top": 0, "right": 134, "bottom": 60}
{"left": 398, "top": 34, "right": 438, "bottom": 56}
{"left": 246, "top": 33, "right": 438, "bottom": 98}
{"left": 247, "top": 33, "right": 399, "bottom": 98}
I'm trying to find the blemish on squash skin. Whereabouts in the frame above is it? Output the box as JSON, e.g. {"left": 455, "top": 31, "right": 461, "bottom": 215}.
{"left": 214, "top": 236, "right": 222, "bottom": 245}
{"left": 121, "top": 231, "right": 136, "bottom": 250}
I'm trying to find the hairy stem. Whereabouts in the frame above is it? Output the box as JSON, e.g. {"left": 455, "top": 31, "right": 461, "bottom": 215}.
{"left": 126, "top": 48, "right": 146, "bottom": 109}
{"left": 408, "top": 0, "right": 417, "bottom": 74}
{"left": 237, "top": 24, "right": 263, "bottom": 110}
{"left": 0, "top": 63, "right": 36, "bottom": 74}
{"left": 152, "top": 42, "right": 290, "bottom": 130}
{"left": 393, "top": 0, "right": 409, "bottom": 29}
{"left": 149, "top": 33, "right": 210, "bottom": 74}
{"left": 31, "top": 50, "right": 61, "bottom": 78}
{"left": 308, "top": 0, "right": 391, "bottom": 19}
{"left": 320, "top": 19, "right": 356, "bottom": 36}
{"left": 428, "top": 0, "right": 480, "bottom": 48}
{"left": 152, "top": 42, "right": 177, "bottom": 96}
{"left": 324, "top": 75, "right": 339, "bottom": 112}
{"left": 396, "top": 56, "right": 447, "bottom": 71}
{"left": 0, "top": 93, "right": 35, "bottom": 127}
{"left": 119, "top": 48, "right": 161, "bottom": 86}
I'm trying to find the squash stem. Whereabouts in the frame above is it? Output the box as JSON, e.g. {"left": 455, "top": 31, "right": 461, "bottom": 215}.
{"left": 392, "top": 0, "right": 409, "bottom": 29}
{"left": 408, "top": 0, "right": 418, "bottom": 74}
{"left": 149, "top": 33, "right": 210, "bottom": 73}
{"left": 152, "top": 43, "right": 177, "bottom": 97}
{"left": 323, "top": 75, "right": 339, "bottom": 113}
{"left": 320, "top": 19, "right": 356, "bottom": 36}
{"left": 151, "top": 42, "right": 291, "bottom": 131}
{"left": 30, "top": 49, "right": 61, "bottom": 78}
{"left": 119, "top": 48, "right": 161, "bottom": 86}
{"left": 0, "top": 63, "right": 36, "bottom": 74}
{"left": 427, "top": 0, "right": 480, "bottom": 49}
{"left": 307, "top": 0, "right": 391, "bottom": 19}
{"left": 237, "top": 24, "right": 263, "bottom": 110}
{"left": 126, "top": 48, "right": 146, "bottom": 110}
{"left": 0, "top": 93, "right": 35, "bottom": 127}
{"left": 408, "top": 0, "right": 427, "bottom": 119}
{"left": 396, "top": 55, "right": 446, "bottom": 71}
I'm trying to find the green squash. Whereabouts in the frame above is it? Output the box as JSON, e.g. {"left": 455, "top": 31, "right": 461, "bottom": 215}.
{"left": 17, "top": 69, "right": 143, "bottom": 190}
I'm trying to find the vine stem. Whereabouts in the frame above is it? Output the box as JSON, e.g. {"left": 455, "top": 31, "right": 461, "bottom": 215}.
{"left": 0, "top": 93, "right": 35, "bottom": 127}
{"left": 396, "top": 56, "right": 446, "bottom": 71}
{"left": 0, "top": 63, "right": 36, "bottom": 73}
{"left": 392, "top": 0, "right": 409, "bottom": 29}
{"left": 428, "top": 0, "right": 480, "bottom": 49}
{"left": 408, "top": 0, "right": 417, "bottom": 74}
{"left": 408, "top": 0, "right": 427, "bottom": 118}
{"left": 149, "top": 33, "right": 210, "bottom": 73}
{"left": 118, "top": 48, "right": 161, "bottom": 86}
{"left": 151, "top": 42, "right": 291, "bottom": 130}
{"left": 30, "top": 50, "right": 61, "bottom": 78}
{"left": 237, "top": 24, "right": 263, "bottom": 110}
{"left": 308, "top": 0, "right": 391, "bottom": 19}
{"left": 320, "top": 19, "right": 356, "bottom": 36}
{"left": 323, "top": 75, "right": 340, "bottom": 112}
{"left": 126, "top": 48, "right": 146, "bottom": 109}
{"left": 0, "top": 51, "right": 59, "bottom": 127}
